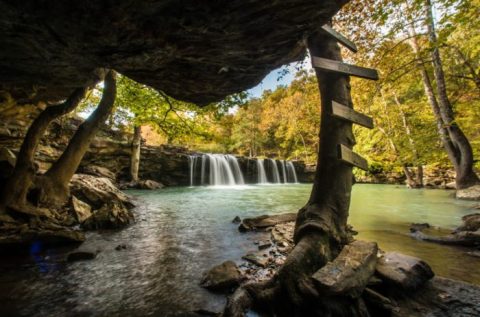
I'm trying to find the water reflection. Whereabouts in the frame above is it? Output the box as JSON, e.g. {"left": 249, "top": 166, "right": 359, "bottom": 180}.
{"left": 0, "top": 184, "right": 478, "bottom": 317}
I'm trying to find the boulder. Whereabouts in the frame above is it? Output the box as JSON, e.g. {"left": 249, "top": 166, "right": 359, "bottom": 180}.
{"left": 239, "top": 213, "right": 296, "bottom": 232}
{"left": 67, "top": 250, "right": 97, "bottom": 262}
{"left": 82, "top": 201, "right": 134, "bottom": 230}
{"left": 70, "top": 196, "right": 92, "bottom": 223}
{"left": 376, "top": 252, "right": 434, "bottom": 290}
{"left": 456, "top": 185, "right": 480, "bottom": 201}
{"left": 80, "top": 165, "right": 116, "bottom": 181}
{"left": 232, "top": 216, "right": 241, "bottom": 224}
{"left": 136, "top": 179, "right": 164, "bottom": 190}
{"left": 200, "top": 261, "right": 243, "bottom": 292}
{"left": 455, "top": 213, "right": 480, "bottom": 232}
{"left": 312, "top": 240, "right": 378, "bottom": 297}
{"left": 70, "top": 174, "right": 134, "bottom": 209}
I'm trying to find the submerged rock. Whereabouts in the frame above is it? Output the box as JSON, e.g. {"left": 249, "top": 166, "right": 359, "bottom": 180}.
{"left": 376, "top": 252, "right": 434, "bottom": 290}
{"left": 200, "top": 261, "right": 242, "bottom": 292}
{"left": 456, "top": 185, "right": 480, "bottom": 201}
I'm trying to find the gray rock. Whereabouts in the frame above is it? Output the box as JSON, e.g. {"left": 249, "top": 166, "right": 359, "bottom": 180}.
{"left": 82, "top": 201, "right": 134, "bottom": 230}
{"left": 200, "top": 261, "right": 242, "bottom": 292}
{"left": 258, "top": 240, "right": 272, "bottom": 250}
{"left": 239, "top": 213, "right": 296, "bottom": 232}
{"left": 376, "top": 252, "right": 434, "bottom": 290}
{"left": 81, "top": 165, "right": 116, "bottom": 181}
{"left": 455, "top": 213, "right": 480, "bottom": 232}
{"left": 70, "top": 173, "right": 134, "bottom": 209}
{"left": 136, "top": 179, "right": 164, "bottom": 190}
{"left": 242, "top": 253, "right": 271, "bottom": 268}
{"left": 312, "top": 240, "right": 378, "bottom": 297}
{"left": 456, "top": 185, "right": 480, "bottom": 201}
{"left": 71, "top": 195, "right": 92, "bottom": 223}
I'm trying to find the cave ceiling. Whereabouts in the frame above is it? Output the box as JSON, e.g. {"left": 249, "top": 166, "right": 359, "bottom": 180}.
{"left": 0, "top": 0, "right": 347, "bottom": 105}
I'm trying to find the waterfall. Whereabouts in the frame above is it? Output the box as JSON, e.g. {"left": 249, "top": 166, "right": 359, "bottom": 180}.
{"left": 257, "top": 159, "right": 268, "bottom": 183}
{"left": 226, "top": 155, "right": 245, "bottom": 185}
{"left": 269, "top": 159, "right": 281, "bottom": 183}
{"left": 189, "top": 154, "right": 245, "bottom": 186}
{"left": 281, "top": 160, "right": 287, "bottom": 183}
{"left": 286, "top": 161, "right": 299, "bottom": 183}
{"left": 188, "top": 156, "right": 197, "bottom": 186}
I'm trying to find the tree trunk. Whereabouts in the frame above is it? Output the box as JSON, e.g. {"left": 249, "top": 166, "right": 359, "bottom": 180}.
{"left": 130, "top": 125, "right": 142, "bottom": 182}
{"left": 36, "top": 70, "right": 117, "bottom": 206}
{"left": 0, "top": 87, "right": 88, "bottom": 213}
{"left": 394, "top": 93, "right": 423, "bottom": 188}
{"left": 424, "top": 0, "right": 479, "bottom": 189}
{"left": 224, "top": 30, "right": 366, "bottom": 317}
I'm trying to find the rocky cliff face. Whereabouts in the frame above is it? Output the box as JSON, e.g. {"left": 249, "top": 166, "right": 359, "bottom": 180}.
{"left": 0, "top": 116, "right": 310, "bottom": 186}
{"left": 0, "top": 0, "right": 346, "bottom": 104}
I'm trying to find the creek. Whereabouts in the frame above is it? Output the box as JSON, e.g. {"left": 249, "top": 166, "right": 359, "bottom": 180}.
{"left": 0, "top": 184, "right": 478, "bottom": 316}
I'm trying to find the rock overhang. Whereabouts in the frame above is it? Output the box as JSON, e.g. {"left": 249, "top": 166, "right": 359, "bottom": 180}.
{"left": 0, "top": 0, "right": 348, "bottom": 105}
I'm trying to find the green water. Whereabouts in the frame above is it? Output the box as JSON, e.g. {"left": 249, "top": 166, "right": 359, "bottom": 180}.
{"left": 0, "top": 184, "right": 478, "bottom": 317}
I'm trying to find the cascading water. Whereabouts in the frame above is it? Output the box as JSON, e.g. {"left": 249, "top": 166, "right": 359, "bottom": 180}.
{"left": 188, "top": 156, "right": 198, "bottom": 186}
{"left": 281, "top": 160, "right": 287, "bottom": 183}
{"left": 257, "top": 159, "right": 268, "bottom": 184}
{"left": 286, "top": 161, "right": 299, "bottom": 183}
{"left": 269, "top": 159, "right": 281, "bottom": 183}
{"left": 189, "top": 154, "right": 244, "bottom": 186}
{"left": 189, "top": 154, "right": 299, "bottom": 185}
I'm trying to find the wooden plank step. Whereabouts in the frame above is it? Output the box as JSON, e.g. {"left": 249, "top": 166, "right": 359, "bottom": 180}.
{"left": 337, "top": 144, "right": 368, "bottom": 170}
{"left": 332, "top": 101, "right": 374, "bottom": 129}
{"left": 321, "top": 25, "right": 358, "bottom": 53}
{"left": 312, "top": 56, "right": 379, "bottom": 80}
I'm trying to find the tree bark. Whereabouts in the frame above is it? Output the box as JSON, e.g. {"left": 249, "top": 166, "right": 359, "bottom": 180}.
{"left": 36, "top": 70, "right": 117, "bottom": 206}
{"left": 0, "top": 87, "right": 88, "bottom": 213}
{"left": 130, "top": 125, "right": 142, "bottom": 182}
{"left": 224, "top": 30, "right": 368, "bottom": 317}
{"left": 424, "top": 0, "right": 479, "bottom": 189}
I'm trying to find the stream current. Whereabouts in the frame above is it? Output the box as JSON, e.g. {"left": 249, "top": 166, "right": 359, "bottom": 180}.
{"left": 0, "top": 184, "right": 479, "bottom": 316}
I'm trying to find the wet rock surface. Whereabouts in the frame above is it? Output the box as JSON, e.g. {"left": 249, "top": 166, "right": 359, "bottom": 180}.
{"left": 375, "top": 252, "right": 434, "bottom": 291}
{"left": 238, "top": 213, "right": 297, "bottom": 232}
{"left": 200, "top": 261, "right": 243, "bottom": 292}
{"left": 67, "top": 250, "right": 97, "bottom": 262}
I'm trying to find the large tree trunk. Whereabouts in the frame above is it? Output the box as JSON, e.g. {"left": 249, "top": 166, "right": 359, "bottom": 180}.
{"left": 0, "top": 87, "right": 88, "bottom": 213}
{"left": 224, "top": 30, "right": 366, "bottom": 317}
{"left": 130, "top": 125, "right": 141, "bottom": 182}
{"left": 35, "top": 70, "right": 117, "bottom": 206}
{"left": 424, "top": 0, "right": 479, "bottom": 189}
